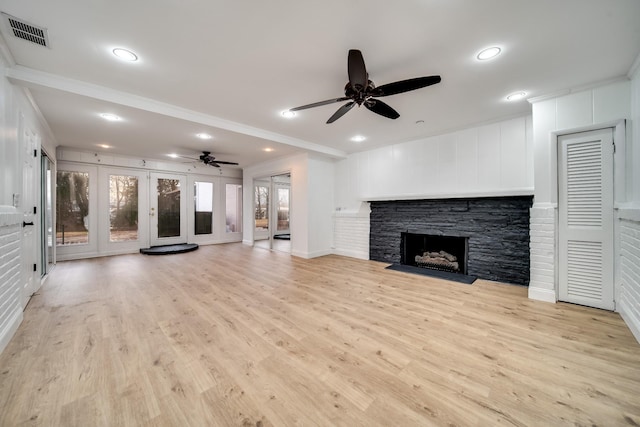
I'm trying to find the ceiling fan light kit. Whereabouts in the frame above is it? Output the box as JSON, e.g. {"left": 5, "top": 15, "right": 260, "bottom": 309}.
{"left": 290, "top": 49, "right": 441, "bottom": 123}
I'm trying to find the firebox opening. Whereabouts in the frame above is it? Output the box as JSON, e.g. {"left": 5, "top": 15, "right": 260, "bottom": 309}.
{"left": 401, "top": 232, "right": 468, "bottom": 275}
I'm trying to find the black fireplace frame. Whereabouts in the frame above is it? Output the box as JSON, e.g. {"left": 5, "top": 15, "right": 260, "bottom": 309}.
{"left": 400, "top": 232, "right": 469, "bottom": 275}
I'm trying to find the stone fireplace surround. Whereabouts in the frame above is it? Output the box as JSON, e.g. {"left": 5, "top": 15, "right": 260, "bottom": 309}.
{"left": 369, "top": 196, "right": 533, "bottom": 286}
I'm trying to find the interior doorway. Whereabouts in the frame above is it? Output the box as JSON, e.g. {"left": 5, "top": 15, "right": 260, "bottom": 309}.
{"left": 253, "top": 173, "right": 291, "bottom": 253}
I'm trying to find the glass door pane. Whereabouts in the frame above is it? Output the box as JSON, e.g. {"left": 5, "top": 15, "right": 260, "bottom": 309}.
{"left": 150, "top": 173, "right": 187, "bottom": 246}
{"left": 226, "top": 183, "right": 242, "bottom": 233}
{"left": 157, "top": 178, "right": 181, "bottom": 238}
{"left": 41, "top": 153, "right": 53, "bottom": 276}
{"left": 276, "top": 187, "right": 290, "bottom": 231}
{"left": 109, "top": 175, "right": 139, "bottom": 242}
{"left": 194, "top": 181, "right": 213, "bottom": 235}
{"left": 254, "top": 184, "right": 269, "bottom": 232}
{"left": 56, "top": 171, "right": 90, "bottom": 245}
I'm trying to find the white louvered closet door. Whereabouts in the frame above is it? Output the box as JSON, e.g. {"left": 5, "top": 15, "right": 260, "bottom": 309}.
{"left": 558, "top": 128, "right": 614, "bottom": 310}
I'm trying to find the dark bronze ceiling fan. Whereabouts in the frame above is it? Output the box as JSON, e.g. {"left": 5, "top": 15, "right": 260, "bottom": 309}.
{"left": 289, "top": 49, "right": 441, "bottom": 123}
{"left": 178, "top": 151, "right": 238, "bottom": 168}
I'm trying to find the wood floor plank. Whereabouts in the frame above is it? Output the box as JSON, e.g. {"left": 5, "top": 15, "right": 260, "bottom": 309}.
{"left": 1, "top": 243, "right": 639, "bottom": 426}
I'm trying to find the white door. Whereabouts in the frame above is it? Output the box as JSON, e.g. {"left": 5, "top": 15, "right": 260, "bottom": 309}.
{"left": 20, "top": 124, "right": 38, "bottom": 308}
{"left": 558, "top": 128, "right": 614, "bottom": 310}
{"left": 149, "top": 173, "right": 187, "bottom": 246}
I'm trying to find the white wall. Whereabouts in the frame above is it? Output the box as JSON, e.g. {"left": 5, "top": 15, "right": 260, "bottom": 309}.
{"left": 528, "top": 80, "right": 636, "bottom": 338}
{"left": 0, "top": 46, "right": 54, "bottom": 354}
{"left": 335, "top": 115, "right": 534, "bottom": 209}
{"left": 332, "top": 115, "right": 534, "bottom": 260}
{"left": 618, "top": 64, "right": 640, "bottom": 343}
{"left": 243, "top": 153, "right": 335, "bottom": 259}
{"left": 306, "top": 156, "right": 334, "bottom": 258}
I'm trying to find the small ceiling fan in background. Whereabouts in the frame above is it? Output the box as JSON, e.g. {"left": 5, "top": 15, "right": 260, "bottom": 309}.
{"left": 177, "top": 151, "right": 239, "bottom": 167}
{"left": 289, "top": 49, "right": 441, "bottom": 123}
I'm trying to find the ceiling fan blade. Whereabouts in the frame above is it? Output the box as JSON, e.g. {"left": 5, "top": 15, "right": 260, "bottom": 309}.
{"left": 348, "top": 49, "right": 368, "bottom": 91}
{"left": 290, "top": 97, "right": 350, "bottom": 111}
{"left": 209, "top": 162, "right": 220, "bottom": 168}
{"left": 327, "top": 101, "right": 355, "bottom": 124}
{"left": 372, "top": 75, "right": 441, "bottom": 97}
{"left": 365, "top": 99, "right": 400, "bottom": 119}
{"left": 212, "top": 160, "right": 239, "bottom": 165}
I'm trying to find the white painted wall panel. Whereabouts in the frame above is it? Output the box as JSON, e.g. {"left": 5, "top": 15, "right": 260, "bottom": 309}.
{"left": 456, "top": 128, "right": 478, "bottom": 191}
{"left": 501, "top": 117, "right": 528, "bottom": 189}
{"left": 557, "top": 91, "right": 593, "bottom": 130}
{"left": 593, "top": 81, "right": 632, "bottom": 124}
{"left": 477, "top": 123, "right": 501, "bottom": 190}
{"left": 531, "top": 99, "right": 557, "bottom": 204}
{"left": 437, "top": 134, "right": 457, "bottom": 194}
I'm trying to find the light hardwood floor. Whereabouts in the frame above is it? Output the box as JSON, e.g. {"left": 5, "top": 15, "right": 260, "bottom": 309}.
{"left": 1, "top": 243, "right": 639, "bottom": 426}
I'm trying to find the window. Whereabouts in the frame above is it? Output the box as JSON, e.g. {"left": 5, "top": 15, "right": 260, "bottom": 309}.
{"left": 56, "top": 171, "right": 90, "bottom": 245}
{"left": 109, "top": 175, "right": 139, "bottom": 242}
{"left": 225, "top": 183, "right": 242, "bottom": 233}
{"left": 194, "top": 181, "right": 213, "bottom": 235}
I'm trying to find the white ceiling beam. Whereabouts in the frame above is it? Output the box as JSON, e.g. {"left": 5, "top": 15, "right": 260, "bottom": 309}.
{"left": 6, "top": 65, "right": 348, "bottom": 159}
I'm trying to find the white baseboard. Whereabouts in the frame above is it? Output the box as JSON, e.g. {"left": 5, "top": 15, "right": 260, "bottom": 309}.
{"left": 619, "top": 301, "right": 640, "bottom": 345}
{"left": 332, "top": 248, "right": 369, "bottom": 260}
{"left": 0, "top": 306, "right": 23, "bottom": 355}
{"left": 291, "top": 249, "right": 332, "bottom": 259}
{"left": 528, "top": 286, "right": 557, "bottom": 303}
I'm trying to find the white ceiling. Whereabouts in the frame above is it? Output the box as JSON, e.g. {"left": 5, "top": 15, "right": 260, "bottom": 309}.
{"left": 0, "top": 0, "right": 639, "bottom": 168}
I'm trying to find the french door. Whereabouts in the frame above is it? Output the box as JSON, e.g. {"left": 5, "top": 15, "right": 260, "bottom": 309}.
{"left": 149, "top": 173, "right": 187, "bottom": 246}
{"left": 20, "top": 122, "right": 38, "bottom": 308}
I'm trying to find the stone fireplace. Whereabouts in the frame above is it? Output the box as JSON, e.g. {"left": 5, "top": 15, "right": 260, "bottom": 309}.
{"left": 370, "top": 196, "right": 533, "bottom": 285}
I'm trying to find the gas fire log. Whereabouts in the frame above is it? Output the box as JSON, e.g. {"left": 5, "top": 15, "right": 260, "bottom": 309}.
{"left": 414, "top": 250, "right": 459, "bottom": 271}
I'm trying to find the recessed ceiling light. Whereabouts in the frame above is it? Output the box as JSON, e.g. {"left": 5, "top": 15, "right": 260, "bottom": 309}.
{"left": 167, "top": 153, "right": 179, "bottom": 158}
{"left": 476, "top": 46, "right": 502, "bottom": 61}
{"left": 112, "top": 48, "right": 138, "bottom": 61}
{"left": 97, "top": 144, "right": 111, "bottom": 149}
{"left": 415, "top": 120, "right": 425, "bottom": 125}
{"left": 351, "top": 135, "right": 366, "bottom": 142}
{"left": 196, "top": 133, "right": 212, "bottom": 140}
{"left": 506, "top": 91, "right": 527, "bottom": 101}
{"left": 100, "top": 113, "right": 121, "bottom": 121}
{"left": 263, "top": 147, "right": 274, "bottom": 152}
{"left": 281, "top": 110, "right": 296, "bottom": 119}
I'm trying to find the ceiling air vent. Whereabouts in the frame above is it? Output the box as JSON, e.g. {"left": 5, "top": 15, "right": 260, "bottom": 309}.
{"left": 1, "top": 13, "right": 50, "bottom": 48}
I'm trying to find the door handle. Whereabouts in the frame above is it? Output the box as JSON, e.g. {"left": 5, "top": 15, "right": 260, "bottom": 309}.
{"left": 23, "top": 221, "right": 34, "bottom": 227}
